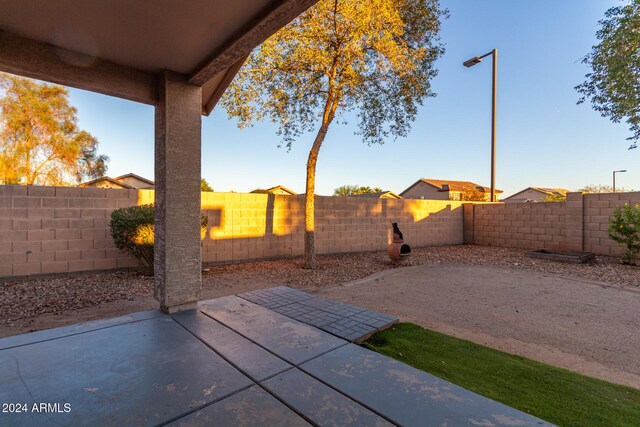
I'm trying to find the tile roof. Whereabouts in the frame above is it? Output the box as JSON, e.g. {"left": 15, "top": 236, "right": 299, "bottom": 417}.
{"left": 418, "top": 179, "right": 503, "bottom": 194}
{"left": 250, "top": 185, "right": 297, "bottom": 195}
{"left": 113, "top": 173, "right": 155, "bottom": 186}
{"left": 503, "top": 187, "right": 570, "bottom": 200}
{"left": 79, "top": 176, "right": 134, "bottom": 189}
{"left": 529, "top": 187, "right": 569, "bottom": 195}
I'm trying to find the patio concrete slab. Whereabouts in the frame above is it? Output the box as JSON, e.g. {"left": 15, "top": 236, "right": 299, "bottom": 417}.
{"left": 201, "top": 295, "right": 347, "bottom": 365}
{"left": 238, "top": 286, "right": 398, "bottom": 342}
{"left": 0, "top": 287, "right": 553, "bottom": 426}
{"left": 172, "top": 309, "right": 291, "bottom": 382}
{"left": 0, "top": 317, "right": 252, "bottom": 426}
{"left": 263, "top": 368, "right": 394, "bottom": 426}
{"left": 301, "top": 344, "right": 551, "bottom": 427}
{"left": 0, "top": 309, "right": 162, "bottom": 351}
{"left": 166, "top": 385, "right": 311, "bottom": 427}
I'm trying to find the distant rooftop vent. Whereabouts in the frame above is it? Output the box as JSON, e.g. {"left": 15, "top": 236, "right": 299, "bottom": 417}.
{"left": 441, "top": 184, "right": 450, "bottom": 191}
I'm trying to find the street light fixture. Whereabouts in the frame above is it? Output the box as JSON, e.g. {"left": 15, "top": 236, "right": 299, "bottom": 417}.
{"left": 613, "top": 169, "right": 627, "bottom": 193}
{"left": 463, "top": 57, "right": 483, "bottom": 67}
{"left": 464, "top": 49, "right": 498, "bottom": 202}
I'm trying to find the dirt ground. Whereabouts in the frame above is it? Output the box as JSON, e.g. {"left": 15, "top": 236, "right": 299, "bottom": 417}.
{"left": 1, "top": 245, "right": 638, "bottom": 389}
{"left": 315, "top": 265, "right": 640, "bottom": 390}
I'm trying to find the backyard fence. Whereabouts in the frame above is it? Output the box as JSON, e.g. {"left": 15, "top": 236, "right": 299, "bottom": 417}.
{"left": 2, "top": 185, "right": 637, "bottom": 280}
{"left": 465, "top": 192, "right": 640, "bottom": 256}
{"left": 0, "top": 185, "right": 464, "bottom": 279}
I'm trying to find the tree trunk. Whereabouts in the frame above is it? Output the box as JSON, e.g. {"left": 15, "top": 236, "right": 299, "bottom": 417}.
{"left": 303, "top": 66, "right": 339, "bottom": 268}
{"left": 304, "top": 122, "right": 331, "bottom": 269}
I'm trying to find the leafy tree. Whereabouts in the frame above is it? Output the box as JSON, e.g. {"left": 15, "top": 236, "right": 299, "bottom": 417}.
{"left": 0, "top": 73, "right": 108, "bottom": 185}
{"left": 576, "top": 1, "right": 640, "bottom": 150}
{"left": 200, "top": 178, "right": 214, "bottom": 192}
{"left": 541, "top": 193, "right": 567, "bottom": 203}
{"left": 579, "top": 184, "right": 617, "bottom": 193}
{"left": 334, "top": 185, "right": 383, "bottom": 196}
{"left": 221, "top": 0, "right": 446, "bottom": 268}
{"left": 580, "top": 184, "right": 637, "bottom": 194}
{"left": 459, "top": 189, "right": 488, "bottom": 202}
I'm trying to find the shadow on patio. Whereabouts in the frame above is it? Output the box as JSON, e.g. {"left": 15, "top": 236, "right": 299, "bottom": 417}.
{"left": 0, "top": 287, "right": 550, "bottom": 426}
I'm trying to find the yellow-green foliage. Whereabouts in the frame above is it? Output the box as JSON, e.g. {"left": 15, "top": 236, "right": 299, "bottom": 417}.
{"left": 608, "top": 203, "right": 640, "bottom": 264}
{"left": 460, "top": 189, "right": 488, "bottom": 201}
{"left": 222, "top": 0, "right": 447, "bottom": 148}
{"left": 221, "top": 0, "right": 446, "bottom": 267}
{"left": 541, "top": 193, "right": 567, "bottom": 202}
{"left": 0, "top": 73, "right": 107, "bottom": 185}
{"left": 133, "top": 224, "right": 154, "bottom": 246}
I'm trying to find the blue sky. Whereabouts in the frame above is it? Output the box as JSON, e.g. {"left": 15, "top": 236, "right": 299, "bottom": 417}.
{"left": 67, "top": 0, "right": 637, "bottom": 197}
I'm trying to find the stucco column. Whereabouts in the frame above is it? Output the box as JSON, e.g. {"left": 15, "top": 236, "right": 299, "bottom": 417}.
{"left": 154, "top": 71, "right": 202, "bottom": 313}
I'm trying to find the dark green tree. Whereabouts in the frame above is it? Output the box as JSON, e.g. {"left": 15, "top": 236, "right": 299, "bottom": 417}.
{"left": 200, "top": 178, "right": 214, "bottom": 192}
{"left": 576, "top": 1, "right": 640, "bottom": 149}
{"left": 334, "top": 185, "right": 383, "bottom": 196}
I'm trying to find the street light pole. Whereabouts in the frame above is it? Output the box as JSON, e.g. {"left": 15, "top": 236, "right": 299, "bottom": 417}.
{"left": 464, "top": 49, "right": 498, "bottom": 202}
{"left": 613, "top": 169, "right": 627, "bottom": 193}
{"left": 490, "top": 49, "right": 497, "bottom": 203}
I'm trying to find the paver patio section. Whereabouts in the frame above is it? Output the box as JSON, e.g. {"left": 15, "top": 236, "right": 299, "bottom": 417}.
{"left": 0, "top": 288, "right": 551, "bottom": 426}
{"left": 238, "top": 286, "right": 398, "bottom": 342}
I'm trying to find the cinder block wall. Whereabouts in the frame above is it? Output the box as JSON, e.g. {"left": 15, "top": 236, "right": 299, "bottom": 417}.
{"left": 473, "top": 199, "right": 568, "bottom": 250}
{"left": 0, "top": 185, "right": 144, "bottom": 278}
{"left": 1, "top": 186, "right": 465, "bottom": 278}
{"left": 201, "top": 193, "right": 464, "bottom": 263}
{"left": 468, "top": 192, "right": 640, "bottom": 255}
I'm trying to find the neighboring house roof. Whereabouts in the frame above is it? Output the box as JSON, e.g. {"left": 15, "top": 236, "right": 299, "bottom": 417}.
{"left": 113, "top": 173, "right": 155, "bottom": 187}
{"left": 250, "top": 185, "right": 297, "bottom": 195}
{"left": 353, "top": 191, "right": 402, "bottom": 199}
{"left": 79, "top": 177, "right": 134, "bottom": 189}
{"left": 503, "top": 187, "right": 569, "bottom": 201}
{"left": 80, "top": 173, "right": 155, "bottom": 189}
{"left": 530, "top": 187, "right": 569, "bottom": 196}
{"left": 400, "top": 178, "right": 503, "bottom": 196}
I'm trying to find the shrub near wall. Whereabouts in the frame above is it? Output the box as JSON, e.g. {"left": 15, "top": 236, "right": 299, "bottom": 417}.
{"left": 584, "top": 192, "right": 640, "bottom": 256}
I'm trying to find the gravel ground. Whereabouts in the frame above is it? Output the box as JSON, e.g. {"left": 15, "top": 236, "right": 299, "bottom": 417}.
{"left": 0, "top": 245, "right": 637, "bottom": 326}
{"left": 203, "top": 245, "right": 639, "bottom": 289}
{"left": 317, "top": 264, "right": 640, "bottom": 389}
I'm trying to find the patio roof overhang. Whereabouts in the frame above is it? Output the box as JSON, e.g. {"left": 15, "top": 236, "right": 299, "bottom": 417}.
{"left": 0, "top": 0, "right": 319, "bottom": 312}
{"left": 0, "top": 0, "right": 317, "bottom": 114}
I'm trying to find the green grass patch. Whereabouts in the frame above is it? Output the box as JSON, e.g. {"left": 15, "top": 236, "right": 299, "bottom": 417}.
{"left": 362, "top": 323, "right": 640, "bottom": 427}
